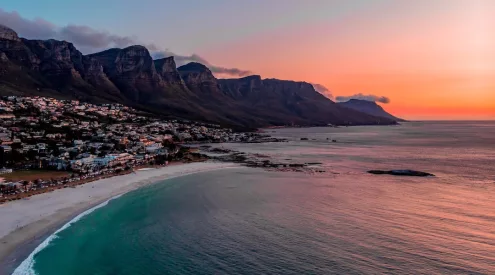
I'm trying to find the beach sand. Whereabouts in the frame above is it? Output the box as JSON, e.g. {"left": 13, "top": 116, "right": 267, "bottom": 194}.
{"left": 0, "top": 161, "right": 239, "bottom": 274}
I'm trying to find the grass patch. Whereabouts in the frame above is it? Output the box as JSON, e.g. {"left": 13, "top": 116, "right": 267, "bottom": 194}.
{"left": 0, "top": 170, "right": 70, "bottom": 181}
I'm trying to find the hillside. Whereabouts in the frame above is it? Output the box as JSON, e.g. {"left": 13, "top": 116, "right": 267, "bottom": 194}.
{"left": 338, "top": 99, "right": 405, "bottom": 122}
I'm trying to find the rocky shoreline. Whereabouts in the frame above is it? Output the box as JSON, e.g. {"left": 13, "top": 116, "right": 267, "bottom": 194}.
{"left": 197, "top": 145, "right": 436, "bottom": 178}
{"left": 198, "top": 146, "right": 327, "bottom": 174}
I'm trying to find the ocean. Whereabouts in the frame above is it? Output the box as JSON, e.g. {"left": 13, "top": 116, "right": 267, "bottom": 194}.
{"left": 15, "top": 121, "right": 495, "bottom": 274}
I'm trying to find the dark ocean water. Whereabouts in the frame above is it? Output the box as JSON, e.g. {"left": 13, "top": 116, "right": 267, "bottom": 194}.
{"left": 16, "top": 122, "right": 495, "bottom": 274}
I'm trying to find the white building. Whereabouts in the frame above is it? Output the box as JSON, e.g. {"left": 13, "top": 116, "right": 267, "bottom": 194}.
{"left": 93, "top": 156, "right": 117, "bottom": 167}
{"left": 145, "top": 143, "right": 163, "bottom": 153}
{"left": 0, "top": 167, "right": 13, "bottom": 174}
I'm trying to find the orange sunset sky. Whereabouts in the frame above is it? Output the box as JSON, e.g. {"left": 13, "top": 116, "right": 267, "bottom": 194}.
{"left": 200, "top": 1, "right": 495, "bottom": 120}
{"left": 1, "top": 0, "right": 494, "bottom": 120}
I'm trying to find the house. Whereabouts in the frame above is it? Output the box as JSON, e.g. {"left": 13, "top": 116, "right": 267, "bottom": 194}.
{"left": 70, "top": 157, "right": 96, "bottom": 171}
{"left": 36, "top": 143, "right": 48, "bottom": 153}
{"left": 47, "top": 158, "right": 69, "bottom": 170}
{"left": 145, "top": 143, "right": 163, "bottom": 153}
{"left": 0, "top": 167, "right": 13, "bottom": 174}
{"left": 107, "top": 153, "right": 134, "bottom": 166}
{"left": 0, "top": 145, "right": 12, "bottom": 152}
{"left": 93, "top": 156, "right": 117, "bottom": 167}
{"left": 73, "top": 140, "right": 84, "bottom": 146}
{"left": 0, "top": 113, "right": 15, "bottom": 119}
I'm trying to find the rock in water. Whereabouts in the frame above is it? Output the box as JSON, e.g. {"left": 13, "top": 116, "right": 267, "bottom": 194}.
{"left": 368, "top": 170, "right": 434, "bottom": 177}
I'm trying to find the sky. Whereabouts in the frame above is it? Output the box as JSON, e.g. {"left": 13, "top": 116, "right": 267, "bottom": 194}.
{"left": 0, "top": 0, "right": 494, "bottom": 120}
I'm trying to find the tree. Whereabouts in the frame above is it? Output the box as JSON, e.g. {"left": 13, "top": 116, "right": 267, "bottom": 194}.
{"left": 27, "top": 149, "right": 38, "bottom": 161}
{"left": 21, "top": 180, "right": 29, "bottom": 191}
{"left": 11, "top": 149, "right": 26, "bottom": 164}
{"left": 89, "top": 147, "right": 97, "bottom": 155}
{"left": 33, "top": 179, "right": 42, "bottom": 189}
{"left": 165, "top": 142, "right": 177, "bottom": 152}
{"left": 101, "top": 144, "right": 112, "bottom": 151}
{"left": 51, "top": 145, "right": 61, "bottom": 157}
{"left": 69, "top": 150, "right": 78, "bottom": 160}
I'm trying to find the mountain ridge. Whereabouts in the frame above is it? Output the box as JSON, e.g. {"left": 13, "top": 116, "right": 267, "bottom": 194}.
{"left": 0, "top": 24, "right": 397, "bottom": 128}
{"left": 338, "top": 99, "right": 405, "bottom": 122}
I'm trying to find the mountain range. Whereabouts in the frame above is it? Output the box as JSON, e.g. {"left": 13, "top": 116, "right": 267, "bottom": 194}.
{"left": 0, "top": 25, "right": 399, "bottom": 129}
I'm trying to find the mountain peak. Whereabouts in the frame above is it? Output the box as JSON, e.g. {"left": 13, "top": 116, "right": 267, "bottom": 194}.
{"left": 158, "top": 56, "right": 175, "bottom": 62}
{"left": 0, "top": 24, "right": 21, "bottom": 41}
{"left": 346, "top": 99, "right": 376, "bottom": 104}
{"left": 240, "top": 75, "right": 262, "bottom": 81}
{"left": 120, "top": 45, "right": 151, "bottom": 56}
{"left": 177, "top": 62, "right": 210, "bottom": 73}
{"left": 338, "top": 99, "right": 404, "bottom": 122}
{"left": 154, "top": 56, "right": 178, "bottom": 73}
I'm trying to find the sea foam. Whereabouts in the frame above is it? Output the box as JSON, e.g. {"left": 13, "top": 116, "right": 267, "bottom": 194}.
{"left": 12, "top": 194, "right": 123, "bottom": 275}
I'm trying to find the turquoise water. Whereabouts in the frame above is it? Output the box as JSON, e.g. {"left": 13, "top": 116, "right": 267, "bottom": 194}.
{"left": 17, "top": 122, "right": 495, "bottom": 274}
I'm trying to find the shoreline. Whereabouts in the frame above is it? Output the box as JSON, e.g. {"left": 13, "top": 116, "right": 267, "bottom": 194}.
{"left": 0, "top": 161, "right": 240, "bottom": 274}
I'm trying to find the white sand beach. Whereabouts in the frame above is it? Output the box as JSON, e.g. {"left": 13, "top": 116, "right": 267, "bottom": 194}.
{"left": 0, "top": 162, "right": 239, "bottom": 271}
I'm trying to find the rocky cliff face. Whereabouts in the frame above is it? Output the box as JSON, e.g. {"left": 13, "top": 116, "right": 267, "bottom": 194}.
{"left": 177, "top": 62, "right": 223, "bottom": 97}
{"left": 88, "top": 46, "right": 217, "bottom": 121}
{"left": 21, "top": 39, "right": 87, "bottom": 88}
{"left": 154, "top": 57, "right": 183, "bottom": 84}
{"left": 89, "top": 45, "right": 167, "bottom": 102}
{"left": 219, "top": 77, "right": 395, "bottom": 125}
{"left": 153, "top": 57, "right": 193, "bottom": 99}
{"left": 220, "top": 75, "right": 263, "bottom": 99}
{"left": 178, "top": 62, "right": 217, "bottom": 84}
{"left": 0, "top": 25, "right": 40, "bottom": 70}
{"left": 82, "top": 57, "right": 121, "bottom": 96}
{"left": 176, "top": 62, "right": 269, "bottom": 126}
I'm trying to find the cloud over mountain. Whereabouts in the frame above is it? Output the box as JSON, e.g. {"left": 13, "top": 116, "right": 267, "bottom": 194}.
{"left": 336, "top": 93, "right": 390, "bottom": 104}
{"left": 0, "top": 8, "right": 137, "bottom": 53}
{"left": 0, "top": 8, "right": 250, "bottom": 77}
{"left": 152, "top": 51, "right": 251, "bottom": 77}
{"left": 311, "top": 83, "right": 334, "bottom": 100}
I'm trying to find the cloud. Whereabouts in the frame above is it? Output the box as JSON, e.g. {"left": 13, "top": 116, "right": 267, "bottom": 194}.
{"left": 335, "top": 93, "right": 390, "bottom": 104}
{"left": 209, "top": 66, "right": 252, "bottom": 77}
{"left": 59, "top": 25, "right": 136, "bottom": 50}
{"left": 0, "top": 8, "right": 137, "bottom": 53}
{"left": 0, "top": 9, "right": 56, "bottom": 39}
{"left": 152, "top": 51, "right": 251, "bottom": 77}
{"left": 0, "top": 8, "right": 251, "bottom": 77}
{"left": 311, "top": 83, "right": 334, "bottom": 100}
